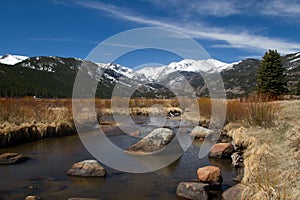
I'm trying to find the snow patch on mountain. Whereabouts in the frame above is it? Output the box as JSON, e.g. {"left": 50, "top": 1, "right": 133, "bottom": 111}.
{"left": 291, "top": 57, "right": 300, "bottom": 63}
{"left": 0, "top": 54, "right": 28, "bottom": 65}
{"left": 136, "top": 65, "right": 165, "bottom": 81}
{"left": 96, "top": 63, "right": 147, "bottom": 81}
{"left": 137, "top": 59, "right": 237, "bottom": 81}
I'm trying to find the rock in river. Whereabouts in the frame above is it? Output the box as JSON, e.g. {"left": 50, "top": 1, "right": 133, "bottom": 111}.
{"left": 176, "top": 182, "right": 209, "bottom": 200}
{"left": 191, "top": 126, "right": 215, "bottom": 139}
{"left": 67, "top": 160, "right": 106, "bottom": 177}
{"left": 127, "top": 128, "right": 174, "bottom": 153}
{"left": 208, "top": 143, "right": 234, "bottom": 159}
{"left": 0, "top": 152, "right": 29, "bottom": 164}
{"left": 197, "top": 166, "right": 222, "bottom": 186}
{"left": 222, "top": 183, "right": 245, "bottom": 200}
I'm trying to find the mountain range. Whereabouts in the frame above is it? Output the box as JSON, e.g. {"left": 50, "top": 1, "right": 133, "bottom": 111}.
{"left": 0, "top": 52, "right": 299, "bottom": 98}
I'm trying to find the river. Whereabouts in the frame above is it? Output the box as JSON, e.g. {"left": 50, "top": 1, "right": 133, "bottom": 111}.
{"left": 0, "top": 116, "right": 236, "bottom": 200}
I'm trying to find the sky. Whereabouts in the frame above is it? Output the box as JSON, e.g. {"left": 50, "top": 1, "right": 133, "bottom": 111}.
{"left": 1, "top": 0, "right": 300, "bottom": 67}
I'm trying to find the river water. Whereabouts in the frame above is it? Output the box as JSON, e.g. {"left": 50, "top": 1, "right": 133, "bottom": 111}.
{"left": 0, "top": 116, "right": 236, "bottom": 200}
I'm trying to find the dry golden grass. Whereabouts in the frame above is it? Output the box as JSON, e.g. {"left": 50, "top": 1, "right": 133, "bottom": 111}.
{"left": 0, "top": 98, "right": 183, "bottom": 130}
{"left": 227, "top": 100, "right": 300, "bottom": 200}
{"left": 0, "top": 96, "right": 282, "bottom": 128}
{"left": 226, "top": 96, "right": 279, "bottom": 128}
{"left": 0, "top": 97, "right": 73, "bottom": 127}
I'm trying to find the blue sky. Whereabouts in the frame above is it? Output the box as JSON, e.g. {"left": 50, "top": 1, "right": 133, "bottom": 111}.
{"left": 1, "top": 0, "right": 300, "bottom": 67}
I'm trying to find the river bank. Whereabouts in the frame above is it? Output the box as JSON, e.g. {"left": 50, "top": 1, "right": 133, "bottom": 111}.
{"left": 0, "top": 122, "right": 75, "bottom": 147}
{"left": 0, "top": 97, "right": 193, "bottom": 147}
{"left": 223, "top": 100, "right": 300, "bottom": 200}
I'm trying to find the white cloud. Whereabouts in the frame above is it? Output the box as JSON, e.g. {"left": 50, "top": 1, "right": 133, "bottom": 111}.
{"left": 261, "top": 0, "right": 300, "bottom": 17}
{"left": 71, "top": 0, "right": 300, "bottom": 54}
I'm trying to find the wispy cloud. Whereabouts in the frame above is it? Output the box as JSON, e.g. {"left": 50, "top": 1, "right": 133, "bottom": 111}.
{"left": 261, "top": 0, "right": 300, "bottom": 17}
{"left": 64, "top": 0, "right": 300, "bottom": 54}
{"left": 147, "top": 0, "right": 242, "bottom": 17}
{"left": 102, "top": 42, "right": 143, "bottom": 49}
{"left": 28, "top": 37, "right": 73, "bottom": 42}
{"left": 147, "top": 0, "right": 300, "bottom": 19}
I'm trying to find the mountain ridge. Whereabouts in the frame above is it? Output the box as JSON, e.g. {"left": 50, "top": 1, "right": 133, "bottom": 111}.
{"left": 0, "top": 53, "right": 299, "bottom": 98}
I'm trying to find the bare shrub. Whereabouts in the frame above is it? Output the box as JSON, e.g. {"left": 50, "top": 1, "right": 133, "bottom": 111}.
{"left": 244, "top": 95, "right": 279, "bottom": 128}
{"left": 226, "top": 95, "right": 279, "bottom": 128}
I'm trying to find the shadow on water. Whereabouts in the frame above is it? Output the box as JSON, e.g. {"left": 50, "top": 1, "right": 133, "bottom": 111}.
{"left": 0, "top": 116, "right": 236, "bottom": 200}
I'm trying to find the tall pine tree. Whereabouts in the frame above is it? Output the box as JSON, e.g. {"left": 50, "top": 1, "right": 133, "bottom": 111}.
{"left": 256, "top": 50, "right": 288, "bottom": 96}
{"left": 295, "top": 81, "right": 300, "bottom": 95}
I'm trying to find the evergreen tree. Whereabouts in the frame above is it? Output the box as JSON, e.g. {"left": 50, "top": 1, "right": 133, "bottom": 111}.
{"left": 296, "top": 81, "right": 300, "bottom": 95}
{"left": 256, "top": 50, "right": 288, "bottom": 96}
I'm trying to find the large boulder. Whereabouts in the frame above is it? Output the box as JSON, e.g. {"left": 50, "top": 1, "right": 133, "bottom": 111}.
{"left": 222, "top": 183, "right": 245, "bottom": 200}
{"left": 191, "top": 126, "right": 214, "bottom": 139}
{"left": 127, "top": 128, "right": 174, "bottom": 153}
{"left": 67, "top": 160, "right": 106, "bottom": 177}
{"left": 0, "top": 152, "right": 29, "bottom": 164}
{"left": 176, "top": 182, "right": 209, "bottom": 200}
{"left": 208, "top": 143, "right": 234, "bottom": 159}
{"left": 197, "top": 166, "right": 222, "bottom": 186}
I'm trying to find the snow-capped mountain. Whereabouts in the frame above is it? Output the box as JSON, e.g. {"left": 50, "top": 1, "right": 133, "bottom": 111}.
{"left": 0, "top": 54, "right": 28, "bottom": 65}
{"left": 0, "top": 52, "right": 299, "bottom": 98}
{"left": 135, "top": 65, "right": 165, "bottom": 81}
{"left": 96, "top": 63, "right": 147, "bottom": 82}
{"left": 137, "top": 59, "right": 238, "bottom": 81}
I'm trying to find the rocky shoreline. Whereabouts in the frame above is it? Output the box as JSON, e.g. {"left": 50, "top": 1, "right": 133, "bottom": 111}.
{"left": 0, "top": 122, "right": 76, "bottom": 147}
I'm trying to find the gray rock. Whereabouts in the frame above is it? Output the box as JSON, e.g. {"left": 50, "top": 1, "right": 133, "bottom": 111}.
{"left": 191, "top": 126, "right": 214, "bottom": 139}
{"left": 0, "top": 152, "right": 29, "bottom": 164}
{"left": 222, "top": 183, "right": 245, "bottom": 200}
{"left": 176, "top": 182, "right": 209, "bottom": 200}
{"left": 127, "top": 128, "right": 174, "bottom": 153}
{"left": 67, "top": 160, "right": 106, "bottom": 177}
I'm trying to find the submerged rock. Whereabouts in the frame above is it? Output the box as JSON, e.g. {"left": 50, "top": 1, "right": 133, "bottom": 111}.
{"left": 222, "top": 183, "right": 245, "bottom": 200}
{"left": 197, "top": 166, "right": 222, "bottom": 186}
{"left": 0, "top": 152, "right": 29, "bottom": 164}
{"left": 67, "top": 160, "right": 106, "bottom": 177}
{"left": 127, "top": 128, "right": 174, "bottom": 153}
{"left": 176, "top": 182, "right": 209, "bottom": 200}
{"left": 208, "top": 143, "right": 234, "bottom": 159}
{"left": 129, "top": 130, "right": 140, "bottom": 137}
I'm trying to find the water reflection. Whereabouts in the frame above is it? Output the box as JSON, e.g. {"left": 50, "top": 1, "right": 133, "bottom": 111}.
{"left": 0, "top": 117, "right": 236, "bottom": 200}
